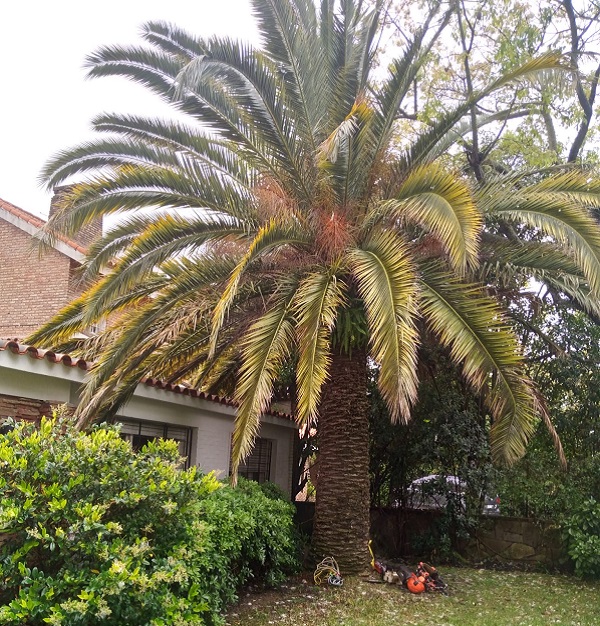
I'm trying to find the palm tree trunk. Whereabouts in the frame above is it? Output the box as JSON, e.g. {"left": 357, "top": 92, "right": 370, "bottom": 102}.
{"left": 312, "top": 347, "right": 371, "bottom": 574}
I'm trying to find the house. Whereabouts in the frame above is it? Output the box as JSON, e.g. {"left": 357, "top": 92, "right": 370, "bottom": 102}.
{"left": 0, "top": 196, "right": 298, "bottom": 495}
{"left": 0, "top": 341, "right": 297, "bottom": 493}
{"left": 0, "top": 190, "right": 100, "bottom": 339}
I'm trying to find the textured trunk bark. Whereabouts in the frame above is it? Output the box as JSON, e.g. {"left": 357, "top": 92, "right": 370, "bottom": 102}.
{"left": 312, "top": 348, "right": 371, "bottom": 574}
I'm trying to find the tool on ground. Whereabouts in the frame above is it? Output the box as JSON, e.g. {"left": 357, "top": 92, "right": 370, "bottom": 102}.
{"left": 368, "top": 540, "right": 448, "bottom": 594}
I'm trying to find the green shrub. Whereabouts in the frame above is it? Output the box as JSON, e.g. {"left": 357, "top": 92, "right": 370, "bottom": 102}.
{"left": 0, "top": 417, "right": 299, "bottom": 625}
{"left": 563, "top": 497, "right": 600, "bottom": 578}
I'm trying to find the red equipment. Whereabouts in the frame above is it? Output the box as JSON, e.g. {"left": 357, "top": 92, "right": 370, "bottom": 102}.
{"left": 406, "top": 574, "right": 426, "bottom": 594}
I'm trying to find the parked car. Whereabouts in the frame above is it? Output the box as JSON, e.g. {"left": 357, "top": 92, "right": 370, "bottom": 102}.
{"left": 406, "top": 474, "right": 500, "bottom": 515}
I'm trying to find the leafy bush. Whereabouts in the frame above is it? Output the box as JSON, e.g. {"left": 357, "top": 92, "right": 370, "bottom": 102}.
{"left": 563, "top": 498, "right": 600, "bottom": 578}
{"left": 0, "top": 417, "right": 299, "bottom": 625}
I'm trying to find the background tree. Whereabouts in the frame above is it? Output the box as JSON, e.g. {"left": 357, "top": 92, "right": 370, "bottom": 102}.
{"left": 28, "top": 0, "right": 600, "bottom": 572}
{"left": 383, "top": 0, "right": 600, "bottom": 170}
{"left": 369, "top": 346, "right": 494, "bottom": 510}
{"left": 498, "top": 304, "right": 600, "bottom": 519}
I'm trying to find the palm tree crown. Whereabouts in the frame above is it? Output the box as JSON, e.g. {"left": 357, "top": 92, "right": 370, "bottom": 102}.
{"left": 30, "top": 0, "right": 600, "bottom": 570}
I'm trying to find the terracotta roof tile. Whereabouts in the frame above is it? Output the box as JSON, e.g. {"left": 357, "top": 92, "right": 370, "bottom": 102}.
{"left": 0, "top": 339, "right": 292, "bottom": 420}
{"left": 0, "top": 197, "right": 88, "bottom": 256}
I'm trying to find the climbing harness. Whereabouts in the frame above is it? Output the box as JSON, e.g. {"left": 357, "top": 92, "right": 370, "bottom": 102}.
{"left": 314, "top": 556, "right": 344, "bottom": 586}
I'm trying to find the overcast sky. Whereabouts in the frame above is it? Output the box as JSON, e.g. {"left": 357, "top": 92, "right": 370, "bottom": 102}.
{"left": 1, "top": 0, "right": 257, "bottom": 218}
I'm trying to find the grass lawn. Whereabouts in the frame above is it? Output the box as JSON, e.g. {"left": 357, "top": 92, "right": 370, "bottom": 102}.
{"left": 225, "top": 567, "right": 600, "bottom": 626}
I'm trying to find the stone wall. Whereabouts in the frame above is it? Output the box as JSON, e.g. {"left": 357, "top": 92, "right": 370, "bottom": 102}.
{"left": 0, "top": 393, "right": 53, "bottom": 425}
{"left": 463, "top": 515, "right": 564, "bottom": 565}
{"left": 371, "top": 507, "right": 566, "bottom": 566}
{"left": 296, "top": 503, "right": 567, "bottom": 567}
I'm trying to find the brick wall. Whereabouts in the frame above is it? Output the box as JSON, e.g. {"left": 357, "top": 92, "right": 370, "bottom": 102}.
{"left": 0, "top": 219, "right": 80, "bottom": 339}
{"left": 0, "top": 393, "right": 53, "bottom": 425}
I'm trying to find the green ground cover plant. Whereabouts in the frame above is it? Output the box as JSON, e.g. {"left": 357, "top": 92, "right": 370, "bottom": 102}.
{"left": 0, "top": 418, "right": 299, "bottom": 626}
{"left": 226, "top": 567, "right": 600, "bottom": 626}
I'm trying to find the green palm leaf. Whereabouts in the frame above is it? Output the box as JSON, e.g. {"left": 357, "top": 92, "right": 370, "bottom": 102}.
{"left": 481, "top": 178, "right": 600, "bottom": 297}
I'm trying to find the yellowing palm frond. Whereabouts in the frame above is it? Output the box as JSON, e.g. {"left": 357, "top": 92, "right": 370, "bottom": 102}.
{"left": 375, "top": 164, "right": 481, "bottom": 273}
{"left": 294, "top": 269, "right": 347, "bottom": 426}
{"left": 231, "top": 281, "right": 298, "bottom": 481}
{"left": 210, "top": 218, "right": 307, "bottom": 357}
{"left": 349, "top": 230, "right": 419, "bottom": 422}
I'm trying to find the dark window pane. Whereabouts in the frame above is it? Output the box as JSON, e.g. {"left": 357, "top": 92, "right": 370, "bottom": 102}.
{"left": 115, "top": 418, "right": 192, "bottom": 468}
{"left": 238, "top": 437, "right": 272, "bottom": 483}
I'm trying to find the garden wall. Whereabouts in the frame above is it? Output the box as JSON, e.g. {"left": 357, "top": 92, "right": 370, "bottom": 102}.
{"left": 0, "top": 393, "right": 52, "bottom": 425}
{"left": 461, "top": 514, "right": 564, "bottom": 565}
{"left": 295, "top": 503, "right": 566, "bottom": 567}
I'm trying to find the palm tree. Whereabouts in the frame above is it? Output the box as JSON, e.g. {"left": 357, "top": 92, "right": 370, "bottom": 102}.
{"left": 29, "top": 0, "right": 600, "bottom": 572}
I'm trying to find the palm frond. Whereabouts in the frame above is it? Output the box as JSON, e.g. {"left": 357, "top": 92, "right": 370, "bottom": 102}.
{"left": 173, "top": 37, "right": 315, "bottom": 200}
{"left": 251, "top": 0, "right": 322, "bottom": 147}
{"left": 349, "top": 230, "right": 419, "bottom": 422}
{"left": 25, "top": 274, "right": 166, "bottom": 349}
{"left": 231, "top": 279, "right": 299, "bottom": 480}
{"left": 480, "top": 235, "right": 600, "bottom": 318}
{"left": 420, "top": 264, "right": 541, "bottom": 464}
{"left": 370, "top": 4, "right": 449, "bottom": 157}
{"left": 40, "top": 163, "right": 255, "bottom": 251}
{"left": 408, "top": 52, "right": 569, "bottom": 166}
{"left": 294, "top": 268, "right": 347, "bottom": 426}
{"left": 70, "top": 256, "right": 246, "bottom": 427}
{"left": 210, "top": 218, "right": 308, "bottom": 357}
{"left": 480, "top": 176, "right": 600, "bottom": 296}
{"left": 81, "top": 211, "right": 245, "bottom": 281}
{"left": 371, "top": 164, "right": 481, "bottom": 273}
{"left": 91, "top": 113, "right": 250, "bottom": 183}
{"left": 141, "top": 20, "right": 207, "bottom": 59}
{"left": 85, "top": 34, "right": 296, "bottom": 181}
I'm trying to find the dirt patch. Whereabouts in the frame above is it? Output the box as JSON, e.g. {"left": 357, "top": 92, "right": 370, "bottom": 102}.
{"left": 225, "top": 573, "right": 340, "bottom": 624}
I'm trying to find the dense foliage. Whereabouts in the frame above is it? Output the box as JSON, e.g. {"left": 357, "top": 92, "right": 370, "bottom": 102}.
{"left": 369, "top": 353, "right": 496, "bottom": 558}
{"left": 369, "top": 351, "right": 494, "bottom": 510}
{"left": 563, "top": 498, "right": 600, "bottom": 578}
{"left": 496, "top": 306, "right": 600, "bottom": 523}
{"left": 484, "top": 305, "right": 600, "bottom": 577}
{"left": 0, "top": 418, "right": 299, "bottom": 626}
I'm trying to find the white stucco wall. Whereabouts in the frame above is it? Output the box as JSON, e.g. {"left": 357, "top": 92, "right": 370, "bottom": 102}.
{"left": 0, "top": 347, "right": 297, "bottom": 495}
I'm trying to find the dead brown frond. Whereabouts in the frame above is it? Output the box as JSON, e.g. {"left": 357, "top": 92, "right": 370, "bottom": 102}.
{"left": 412, "top": 233, "right": 447, "bottom": 261}
{"left": 206, "top": 234, "right": 248, "bottom": 257}
{"left": 254, "top": 176, "right": 300, "bottom": 224}
{"left": 317, "top": 209, "right": 356, "bottom": 261}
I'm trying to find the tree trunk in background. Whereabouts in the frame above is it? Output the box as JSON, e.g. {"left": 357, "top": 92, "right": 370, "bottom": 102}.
{"left": 312, "top": 348, "right": 371, "bottom": 574}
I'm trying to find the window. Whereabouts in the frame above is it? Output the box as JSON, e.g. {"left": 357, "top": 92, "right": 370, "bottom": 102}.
{"left": 116, "top": 418, "right": 193, "bottom": 468}
{"left": 86, "top": 319, "right": 106, "bottom": 336}
{"left": 237, "top": 437, "right": 272, "bottom": 483}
